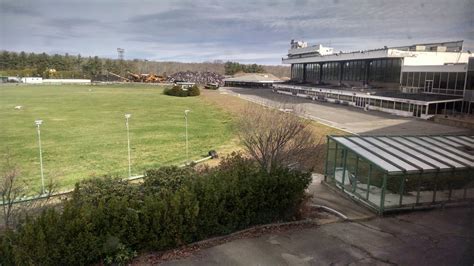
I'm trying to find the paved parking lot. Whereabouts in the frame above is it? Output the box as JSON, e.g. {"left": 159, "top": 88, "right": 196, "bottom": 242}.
{"left": 222, "top": 87, "right": 472, "bottom": 136}
{"left": 162, "top": 207, "right": 474, "bottom": 266}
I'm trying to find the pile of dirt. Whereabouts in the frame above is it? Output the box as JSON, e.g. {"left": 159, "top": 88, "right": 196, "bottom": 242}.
{"left": 167, "top": 71, "right": 225, "bottom": 86}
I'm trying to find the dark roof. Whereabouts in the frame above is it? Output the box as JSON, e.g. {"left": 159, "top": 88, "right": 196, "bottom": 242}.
{"left": 282, "top": 82, "right": 463, "bottom": 102}
{"left": 376, "top": 91, "right": 462, "bottom": 101}
{"left": 224, "top": 73, "right": 282, "bottom": 83}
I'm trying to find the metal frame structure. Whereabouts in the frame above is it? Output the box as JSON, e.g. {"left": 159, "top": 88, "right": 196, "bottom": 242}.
{"left": 324, "top": 135, "right": 474, "bottom": 214}
{"left": 273, "top": 84, "right": 464, "bottom": 118}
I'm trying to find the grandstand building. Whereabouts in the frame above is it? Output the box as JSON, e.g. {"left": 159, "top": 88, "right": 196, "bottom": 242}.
{"left": 276, "top": 40, "right": 474, "bottom": 118}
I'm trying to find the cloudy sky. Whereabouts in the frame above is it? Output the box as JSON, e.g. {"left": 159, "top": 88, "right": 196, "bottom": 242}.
{"left": 1, "top": 0, "right": 473, "bottom": 65}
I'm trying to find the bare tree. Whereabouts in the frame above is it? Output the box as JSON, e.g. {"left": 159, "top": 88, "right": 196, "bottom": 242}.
{"left": 0, "top": 151, "right": 58, "bottom": 229}
{"left": 237, "top": 105, "right": 321, "bottom": 172}
{"left": 0, "top": 152, "right": 25, "bottom": 229}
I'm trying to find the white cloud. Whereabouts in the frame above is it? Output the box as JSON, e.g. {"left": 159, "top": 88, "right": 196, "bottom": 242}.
{"left": 0, "top": 0, "right": 473, "bottom": 64}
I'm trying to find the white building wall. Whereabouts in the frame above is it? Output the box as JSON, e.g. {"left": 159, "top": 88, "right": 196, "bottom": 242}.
{"left": 21, "top": 77, "right": 43, "bottom": 84}
{"left": 400, "top": 51, "right": 470, "bottom": 66}
{"left": 283, "top": 48, "right": 471, "bottom": 66}
{"left": 402, "top": 64, "right": 468, "bottom": 73}
{"left": 42, "top": 79, "right": 91, "bottom": 84}
{"left": 282, "top": 49, "right": 390, "bottom": 64}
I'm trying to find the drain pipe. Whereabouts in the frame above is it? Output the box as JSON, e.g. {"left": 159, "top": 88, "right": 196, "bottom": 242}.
{"left": 310, "top": 204, "right": 349, "bottom": 220}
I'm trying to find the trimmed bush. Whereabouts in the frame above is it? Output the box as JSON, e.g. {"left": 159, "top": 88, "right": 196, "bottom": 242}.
{"left": 164, "top": 85, "right": 200, "bottom": 97}
{"left": 0, "top": 154, "right": 311, "bottom": 265}
{"left": 144, "top": 166, "right": 195, "bottom": 192}
{"left": 188, "top": 85, "right": 201, "bottom": 96}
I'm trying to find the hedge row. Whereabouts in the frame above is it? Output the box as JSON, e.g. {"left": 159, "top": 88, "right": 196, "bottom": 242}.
{"left": 164, "top": 85, "right": 200, "bottom": 97}
{"left": 0, "top": 154, "right": 311, "bottom": 265}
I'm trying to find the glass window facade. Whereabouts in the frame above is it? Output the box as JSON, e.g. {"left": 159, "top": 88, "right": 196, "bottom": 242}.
{"left": 342, "top": 60, "right": 366, "bottom": 81}
{"left": 368, "top": 58, "right": 401, "bottom": 83}
{"left": 434, "top": 72, "right": 440, "bottom": 88}
{"left": 291, "top": 63, "right": 304, "bottom": 81}
{"left": 325, "top": 136, "right": 474, "bottom": 214}
{"left": 407, "top": 72, "right": 413, "bottom": 87}
{"left": 321, "top": 62, "right": 340, "bottom": 81}
{"left": 467, "top": 58, "right": 474, "bottom": 91}
{"left": 292, "top": 58, "right": 402, "bottom": 85}
{"left": 439, "top": 73, "right": 448, "bottom": 93}
{"left": 401, "top": 71, "right": 466, "bottom": 95}
{"left": 447, "top": 73, "right": 456, "bottom": 92}
{"left": 306, "top": 63, "right": 320, "bottom": 83}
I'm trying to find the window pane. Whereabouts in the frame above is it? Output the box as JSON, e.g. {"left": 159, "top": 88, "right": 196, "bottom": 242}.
{"left": 413, "top": 72, "right": 420, "bottom": 87}
{"left": 402, "top": 72, "right": 407, "bottom": 86}
{"left": 440, "top": 72, "right": 448, "bottom": 89}
{"left": 447, "top": 73, "right": 456, "bottom": 91}
{"left": 426, "top": 72, "right": 434, "bottom": 81}
{"left": 433, "top": 72, "right": 440, "bottom": 88}
{"left": 407, "top": 72, "right": 413, "bottom": 86}
{"left": 456, "top": 72, "right": 465, "bottom": 91}
{"left": 420, "top": 72, "right": 426, "bottom": 86}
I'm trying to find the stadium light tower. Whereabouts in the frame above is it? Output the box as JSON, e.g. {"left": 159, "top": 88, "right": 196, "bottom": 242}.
{"left": 117, "top": 48, "right": 125, "bottom": 61}
{"left": 117, "top": 48, "right": 125, "bottom": 75}
{"left": 125, "top": 113, "right": 132, "bottom": 177}
{"left": 35, "top": 119, "right": 45, "bottom": 195}
{"left": 184, "top": 110, "right": 190, "bottom": 163}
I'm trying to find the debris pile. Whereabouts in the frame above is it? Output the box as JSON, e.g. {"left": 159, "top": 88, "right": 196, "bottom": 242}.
{"left": 128, "top": 72, "right": 167, "bottom": 83}
{"left": 167, "top": 71, "right": 225, "bottom": 86}
{"left": 101, "top": 71, "right": 224, "bottom": 85}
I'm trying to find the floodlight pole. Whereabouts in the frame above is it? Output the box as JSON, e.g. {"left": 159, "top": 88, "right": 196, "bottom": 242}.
{"left": 184, "top": 110, "right": 190, "bottom": 163}
{"left": 35, "top": 120, "right": 45, "bottom": 195}
{"left": 125, "top": 114, "right": 132, "bottom": 177}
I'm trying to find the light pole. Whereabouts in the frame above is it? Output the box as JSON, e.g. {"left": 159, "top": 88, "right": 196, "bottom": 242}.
{"left": 35, "top": 119, "right": 45, "bottom": 195}
{"left": 125, "top": 113, "right": 132, "bottom": 177}
{"left": 184, "top": 110, "right": 190, "bottom": 163}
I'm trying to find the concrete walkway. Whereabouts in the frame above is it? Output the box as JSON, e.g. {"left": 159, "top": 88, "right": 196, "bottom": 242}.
{"left": 308, "top": 174, "right": 375, "bottom": 221}
{"left": 162, "top": 207, "right": 474, "bottom": 266}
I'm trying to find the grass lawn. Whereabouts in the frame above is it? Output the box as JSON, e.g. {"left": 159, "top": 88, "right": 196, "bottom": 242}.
{"left": 0, "top": 84, "right": 236, "bottom": 191}
{"left": 200, "top": 89, "right": 348, "bottom": 171}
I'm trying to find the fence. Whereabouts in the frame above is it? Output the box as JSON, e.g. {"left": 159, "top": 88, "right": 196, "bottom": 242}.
{"left": 0, "top": 156, "right": 213, "bottom": 207}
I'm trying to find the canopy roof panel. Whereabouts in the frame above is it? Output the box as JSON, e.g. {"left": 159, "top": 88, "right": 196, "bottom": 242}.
{"left": 330, "top": 135, "right": 474, "bottom": 174}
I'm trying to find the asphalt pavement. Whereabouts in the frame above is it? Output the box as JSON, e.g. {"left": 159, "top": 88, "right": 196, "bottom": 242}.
{"left": 222, "top": 87, "right": 472, "bottom": 136}
{"left": 162, "top": 206, "right": 474, "bottom": 266}
{"left": 160, "top": 174, "right": 473, "bottom": 266}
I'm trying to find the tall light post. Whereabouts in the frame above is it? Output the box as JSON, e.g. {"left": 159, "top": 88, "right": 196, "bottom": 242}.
{"left": 184, "top": 110, "right": 190, "bottom": 163}
{"left": 35, "top": 119, "right": 45, "bottom": 195}
{"left": 125, "top": 113, "right": 132, "bottom": 177}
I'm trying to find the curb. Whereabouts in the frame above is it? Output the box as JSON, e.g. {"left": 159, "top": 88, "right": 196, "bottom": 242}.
{"left": 137, "top": 218, "right": 320, "bottom": 264}
{"left": 188, "top": 218, "right": 317, "bottom": 248}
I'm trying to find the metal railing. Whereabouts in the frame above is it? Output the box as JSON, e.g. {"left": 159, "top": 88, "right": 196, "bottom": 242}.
{"left": 0, "top": 156, "right": 213, "bottom": 206}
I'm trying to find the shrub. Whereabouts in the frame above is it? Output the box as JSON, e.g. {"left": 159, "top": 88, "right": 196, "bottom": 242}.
{"left": 164, "top": 86, "right": 184, "bottom": 97}
{"left": 144, "top": 166, "right": 195, "bottom": 192}
{"left": 164, "top": 85, "right": 200, "bottom": 97}
{"left": 0, "top": 154, "right": 311, "bottom": 265}
{"left": 188, "top": 85, "right": 201, "bottom": 96}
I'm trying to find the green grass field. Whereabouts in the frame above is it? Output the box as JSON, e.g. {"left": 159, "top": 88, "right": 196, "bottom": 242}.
{"left": 0, "top": 84, "right": 236, "bottom": 191}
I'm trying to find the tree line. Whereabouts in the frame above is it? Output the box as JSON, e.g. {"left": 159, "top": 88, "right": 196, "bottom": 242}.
{"left": 0, "top": 51, "right": 128, "bottom": 79}
{"left": 0, "top": 50, "right": 290, "bottom": 79}
{"left": 223, "top": 61, "right": 265, "bottom": 75}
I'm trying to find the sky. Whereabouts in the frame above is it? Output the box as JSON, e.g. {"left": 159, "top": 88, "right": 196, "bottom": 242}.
{"left": 1, "top": 0, "right": 473, "bottom": 65}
